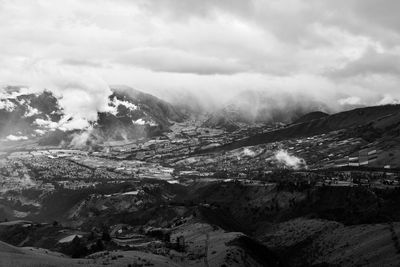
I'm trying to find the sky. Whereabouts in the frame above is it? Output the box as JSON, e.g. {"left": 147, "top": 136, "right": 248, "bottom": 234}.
{"left": 0, "top": 0, "right": 400, "bottom": 114}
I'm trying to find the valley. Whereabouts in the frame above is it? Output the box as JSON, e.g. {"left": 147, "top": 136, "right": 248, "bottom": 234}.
{"left": 1, "top": 89, "right": 400, "bottom": 266}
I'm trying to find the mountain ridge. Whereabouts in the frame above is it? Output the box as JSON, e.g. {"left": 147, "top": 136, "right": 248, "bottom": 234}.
{"left": 199, "top": 104, "right": 400, "bottom": 153}
{"left": 0, "top": 87, "right": 186, "bottom": 146}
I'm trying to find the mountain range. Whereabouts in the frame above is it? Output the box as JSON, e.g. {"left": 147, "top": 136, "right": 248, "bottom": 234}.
{"left": 2, "top": 86, "right": 400, "bottom": 153}
{"left": 0, "top": 87, "right": 186, "bottom": 146}
{"left": 204, "top": 90, "right": 329, "bottom": 131}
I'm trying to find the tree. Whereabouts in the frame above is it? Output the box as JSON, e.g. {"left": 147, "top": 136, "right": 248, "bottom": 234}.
{"left": 66, "top": 236, "right": 88, "bottom": 258}
{"left": 88, "top": 231, "right": 95, "bottom": 241}
{"left": 102, "top": 230, "right": 111, "bottom": 242}
{"left": 96, "top": 239, "right": 104, "bottom": 250}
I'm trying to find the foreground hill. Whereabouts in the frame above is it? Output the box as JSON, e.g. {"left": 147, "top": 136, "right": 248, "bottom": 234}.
{"left": 262, "top": 218, "right": 400, "bottom": 267}
{"left": 187, "top": 182, "right": 400, "bottom": 266}
{"left": 0, "top": 240, "right": 182, "bottom": 267}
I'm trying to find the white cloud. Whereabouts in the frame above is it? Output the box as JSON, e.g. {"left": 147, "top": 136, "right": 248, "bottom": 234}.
{"left": 0, "top": 99, "right": 16, "bottom": 111}
{"left": 109, "top": 96, "right": 138, "bottom": 116}
{"left": 0, "top": 0, "right": 399, "bottom": 112}
{"left": 34, "top": 129, "right": 46, "bottom": 135}
{"left": 274, "top": 150, "right": 306, "bottom": 170}
{"left": 133, "top": 118, "right": 146, "bottom": 125}
{"left": 70, "top": 128, "right": 92, "bottom": 147}
{"left": 58, "top": 117, "right": 91, "bottom": 131}
{"left": 6, "top": 135, "right": 28, "bottom": 141}
{"left": 377, "top": 94, "right": 400, "bottom": 105}
{"left": 24, "top": 106, "right": 39, "bottom": 117}
{"left": 338, "top": 96, "right": 363, "bottom": 106}
{"left": 3, "top": 60, "right": 114, "bottom": 130}
{"left": 34, "top": 118, "right": 58, "bottom": 129}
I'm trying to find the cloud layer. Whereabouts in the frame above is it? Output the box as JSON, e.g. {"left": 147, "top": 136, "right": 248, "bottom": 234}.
{"left": 0, "top": 0, "right": 400, "bottom": 112}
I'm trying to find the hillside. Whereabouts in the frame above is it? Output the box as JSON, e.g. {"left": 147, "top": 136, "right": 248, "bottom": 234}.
{"left": 262, "top": 219, "right": 400, "bottom": 267}
{"left": 203, "top": 90, "right": 328, "bottom": 130}
{"left": 207, "top": 104, "right": 400, "bottom": 151}
{"left": 0, "top": 240, "right": 182, "bottom": 267}
{"left": 0, "top": 90, "right": 62, "bottom": 139}
{"left": 0, "top": 87, "right": 186, "bottom": 146}
{"left": 292, "top": 111, "right": 329, "bottom": 124}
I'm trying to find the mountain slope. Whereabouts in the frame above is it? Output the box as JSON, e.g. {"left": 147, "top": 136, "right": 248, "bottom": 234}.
{"left": 0, "top": 240, "right": 182, "bottom": 267}
{"left": 292, "top": 111, "right": 329, "bottom": 124}
{"left": 204, "top": 104, "right": 400, "bottom": 152}
{"left": 0, "top": 90, "right": 62, "bottom": 139}
{"left": 204, "top": 90, "right": 328, "bottom": 130}
{"left": 0, "top": 87, "right": 186, "bottom": 146}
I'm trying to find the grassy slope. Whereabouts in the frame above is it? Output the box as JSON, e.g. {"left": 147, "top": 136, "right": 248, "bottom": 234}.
{"left": 0, "top": 240, "right": 183, "bottom": 267}
{"left": 262, "top": 218, "right": 400, "bottom": 267}
{"left": 204, "top": 104, "right": 400, "bottom": 152}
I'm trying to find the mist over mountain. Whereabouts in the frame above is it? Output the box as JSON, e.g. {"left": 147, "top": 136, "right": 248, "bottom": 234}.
{"left": 0, "top": 86, "right": 186, "bottom": 147}
{"left": 204, "top": 90, "right": 330, "bottom": 130}
{"left": 2, "top": 84, "right": 400, "bottom": 146}
{"left": 292, "top": 111, "right": 329, "bottom": 124}
{"left": 0, "top": 88, "right": 62, "bottom": 140}
{"left": 201, "top": 103, "right": 400, "bottom": 155}
{"left": 0, "top": 84, "right": 340, "bottom": 145}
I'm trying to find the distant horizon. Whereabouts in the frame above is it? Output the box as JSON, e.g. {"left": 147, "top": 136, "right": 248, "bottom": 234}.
{"left": 1, "top": 83, "right": 398, "bottom": 113}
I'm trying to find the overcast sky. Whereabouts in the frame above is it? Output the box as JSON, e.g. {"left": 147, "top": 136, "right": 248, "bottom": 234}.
{"left": 1, "top": 0, "right": 400, "bottom": 111}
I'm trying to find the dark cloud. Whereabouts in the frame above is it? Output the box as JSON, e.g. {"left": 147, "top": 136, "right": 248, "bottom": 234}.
{"left": 136, "top": 0, "right": 255, "bottom": 20}
{"left": 329, "top": 48, "right": 400, "bottom": 78}
{"left": 342, "top": 0, "right": 400, "bottom": 35}
{"left": 312, "top": 0, "right": 400, "bottom": 46}
{"left": 117, "top": 47, "right": 248, "bottom": 75}
{"left": 1, "top": 0, "right": 400, "bottom": 112}
{"left": 61, "top": 59, "right": 104, "bottom": 68}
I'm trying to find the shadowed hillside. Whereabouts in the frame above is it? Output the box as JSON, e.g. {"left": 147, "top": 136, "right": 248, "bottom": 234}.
{"left": 204, "top": 104, "right": 400, "bottom": 152}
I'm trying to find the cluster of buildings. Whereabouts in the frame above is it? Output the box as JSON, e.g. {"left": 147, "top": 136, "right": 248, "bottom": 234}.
{"left": 1, "top": 117, "right": 398, "bottom": 198}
